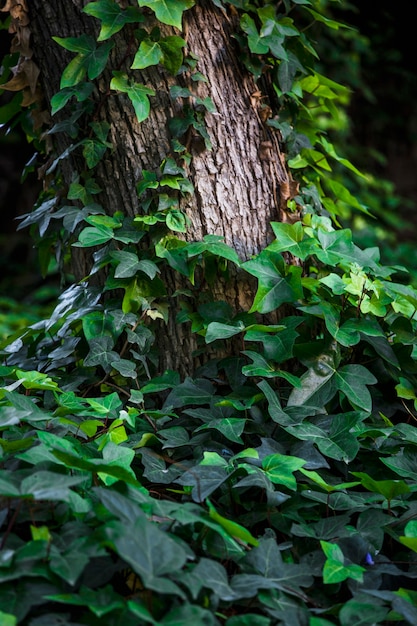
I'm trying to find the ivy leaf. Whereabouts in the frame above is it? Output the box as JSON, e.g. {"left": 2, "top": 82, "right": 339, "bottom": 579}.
{"left": 334, "top": 364, "right": 377, "bottom": 412}
{"left": 304, "top": 8, "right": 350, "bottom": 31}
{"left": 137, "top": 0, "right": 195, "bottom": 30}
{"left": 243, "top": 250, "right": 303, "bottom": 314}
{"left": 316, "top": 228, "right": 376, "bottom": 270}
{"left": 46, "top": 585, "right": 125, "bottom": 618}
{"left": 166, "top": 210, "right": 187, "bottom": 233}
{"left": 54, "top": 35, "right": 114, "bottom": 87}
{"left": 53, "top": 34, "right": 96, "bottom": 54}
{"left": 106, "top": 517, "right": 188, "bottom": 596}
{"left": 81, "top": 138, "right": 108, "bottom": 169}
{"left": 287, "top": 352, "right": 337, "bottom": 408}
{"left": 0, "top": 612, "right": 16, "bottom": 626}
{"left": 262, "top": 453, "right": 305, "bottom": 490}
{"left": 268, "top": 221, "right": 318, "bottom": 259}
{"left": 351, "top": 472, "right": 411, "bottom": 502}
{"left": 240, "top": 14, "right": 269, "bottom": 54}
{"left": 14, "top": 370, "right": 60, "bottom": 392}
{"left": 379, "top": 450, "right": 417, "bottom": 482}
{"left": 176, "top": 464, "right": 230, "bottom": 502}
{"left": 131, "top": 40, "right": 163, "bottom": 70}
{"left": 320, "top": 540, "right": 365, "bottom": 584}
{"left": 110, "top": 72, "right": 155, "bottom": 122}
{"left": 239, "top": 536, "right": 313, "bottom": 591}
{"left": 399, "top": 520, "right": 417, "bottom": 553}
{"left": 196, "top": 418, "right": 246, "bottom": 444}
{"left": 259, "top": 22, "right": 288, "bottom": 61}
{"left": 159, "top": 604, "right": 218, "bottom": 625}
{"left": 111, "top": 251, "right": 159, "bottom": 279}
{"left": 326, "top": 411, "right": 363, "bottom": 462}
{"left": 186, "top": 235, "right": 240, "bottom": 264}
{"left": 207, "top": 499, "right": 259, "bottom": 547}
{"left": 20, "top": 471, "right": 85, "bottom": 502}
{"left": 164, "top": 377, "right": 214, "bottom": 409}
{"left": 205, "top": 321, "right": 245, "bottom": 344}
{"left": 287, "top": 413, "right": 362, "bottom": 464}
{"left": 83, "top": 0, "right": 144, "bottom": 41}
{"left": 75, "top": 225, "right": 114, "bottom": 247}
{"left": 159, "top": 36, "right": 186, "bottom": 75}
{"left": 191, "top": 558, "right": 237, "bottom": 601}
{"left": 241, "top": 350, "right": 279, "bottom": 378}
{"left": 50, "top": 82, "right": 94, "bottom": 114}
{"left": 257, "top": 380, "right": 295, "bottom": 426}
{"left": 111, "top": 358, "right": 137, "bottom": 379}
{"left": 83, "top": 336, "right": 120, "bottom": 370}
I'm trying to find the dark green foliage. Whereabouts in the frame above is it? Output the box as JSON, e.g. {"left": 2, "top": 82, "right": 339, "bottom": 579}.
{"left": 2, "top": 0, "right": 417, "bottom": 624}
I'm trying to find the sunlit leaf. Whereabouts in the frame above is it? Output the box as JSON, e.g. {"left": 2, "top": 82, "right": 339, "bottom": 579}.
{"left": 83, "top": 0, "right": 143, "bottom": 41}
{"left": 137, "top": 0, "right": 195, "bottom": 30}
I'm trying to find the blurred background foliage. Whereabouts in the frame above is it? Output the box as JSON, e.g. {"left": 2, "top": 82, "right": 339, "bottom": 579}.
{"left": 1, "top": 0, "right": 416, "bottom": 341}
{"left": 313, "top": 0, "right": 417, "bottom": 276}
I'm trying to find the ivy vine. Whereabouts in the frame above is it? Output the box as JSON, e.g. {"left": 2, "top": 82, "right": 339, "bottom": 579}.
{"left": 1, "top": 1, "right": 417, "bottom": 625}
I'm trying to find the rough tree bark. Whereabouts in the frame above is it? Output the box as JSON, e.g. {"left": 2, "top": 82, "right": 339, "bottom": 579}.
{"left": 28, "top": 0, "right": 293, "bottom": 373}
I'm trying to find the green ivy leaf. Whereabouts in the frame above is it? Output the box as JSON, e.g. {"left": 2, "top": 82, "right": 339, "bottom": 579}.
{"left": 287, "top": 350, "right": 338, "bottom": 408}
{"left": 240, "top": 14, "right": 269, "bottom": 54}
{"left": 164, "top": 378, "right": 214, "bottom": 409}
{"left": 243, "top": 250, "right": 303, "bottom": 314}
{"left": 137, "top": 0, "right": 195, "bottom": 30}
{"left": 15, "top": 370, "right": 60, "bottom": 392}
{"left": 46, "top": 585, "right": 125, "bottom": 618}
{"left": 316, "top": 228, "right": 376, "bottom": 269}
{"left": 83, "top": 0, "right": 144, "bottom": 41}
{"left": 20, "top": 471, "right": 86, "bottom": 502}
{"left": 159, "top": 604, "right": 219, "bottom": 625}
{"left": 83, "top": 336, "right": 120, "bottom": 369}
{"left": 74, "top": 225, "right": 114, "bottom": 247}
{"left": 131, "top": 39, "right": 163, "bottom": 69}
{"left": 334, "top": 364, "right": 377, "bottom": 412}
{"left": 50, "top": 82, "right": 94, "bottom": 115}
{"left": 166, "top": 210, "right": 187, "bottom": 233}
{"left": 159, "top": 36, "right": 186, "bottom": 74}
{"left": 0, "top": 612, "right": 16, "bottom": 626}
{"left": 106, "top": 516, "right": 188, "bottom": 596}
{"left": 287, "top": 412, "right": 363, "bottom": 463}
{"left": 381, "top": 449, "right": 417, "bottom": 481}
{"left": 268, "top": 221, "right": 318, "bottom": 259}
{"left": 207, "top": 500, "right": 259, "bottom": 547}
{"left": 399, "top": 520, "right": 417, "bottom": 553}
{"left": 320, "top": 540, "right": 365, "bottom": 584}
{"left": 111, "top": 251, "right": 159, "bottom": 279}
{"left": 81, "top": 138, "right": 108, "bottom": 169}
{"left": 351, "top": 472, "right": 410, "bottom": 501}
{"left": 110, "top": 72, "right": 155, "bottom": 122}
{"left": 185, "top": 235, "right": 240, "bottom": 265}
{"left": 196, "top": 417, "right": 246, "bottom": 444}
{"left": 261, "top": 453, "right": 305, "bottom": 490}
{"left": 257, "top": 380, "right": 295, "bottom": 426}
{"left": 241, "top": 350, "right": 278, "bottom": 378}
{"left": 205, "top": 321, "right": 245, "bottom": 344}
{"left": 304, "top": 8, "right": 351, "bottom": 31}
{"left": 259, "top": 22, "right": 288, "bottom": 61}
{"left": 54, "top": 35, "right": 114, "bottom": 87}
{"left": 175, "top": 463, "right": 229, "bottom": 502}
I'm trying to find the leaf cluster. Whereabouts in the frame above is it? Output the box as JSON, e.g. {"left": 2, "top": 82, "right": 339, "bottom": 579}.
{"left": 2, "top": 1, "right": 417, "bottom": 625}
{"left": 3, "top": 210, "right": 417, "bottom": 623}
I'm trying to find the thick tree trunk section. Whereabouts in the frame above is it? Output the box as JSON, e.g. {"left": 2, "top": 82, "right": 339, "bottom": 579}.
{"left": 29, "top": 0, "right": 290, "bottom": 374}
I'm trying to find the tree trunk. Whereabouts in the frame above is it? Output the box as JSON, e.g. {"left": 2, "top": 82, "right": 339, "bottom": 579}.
{"left": 28, "top": 0, "right": 292, "bottom": 374}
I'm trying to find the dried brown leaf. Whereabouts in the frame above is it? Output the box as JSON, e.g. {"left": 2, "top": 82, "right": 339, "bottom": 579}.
{"left": 11, "top": 27, "right": 32, "bottom": 57}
